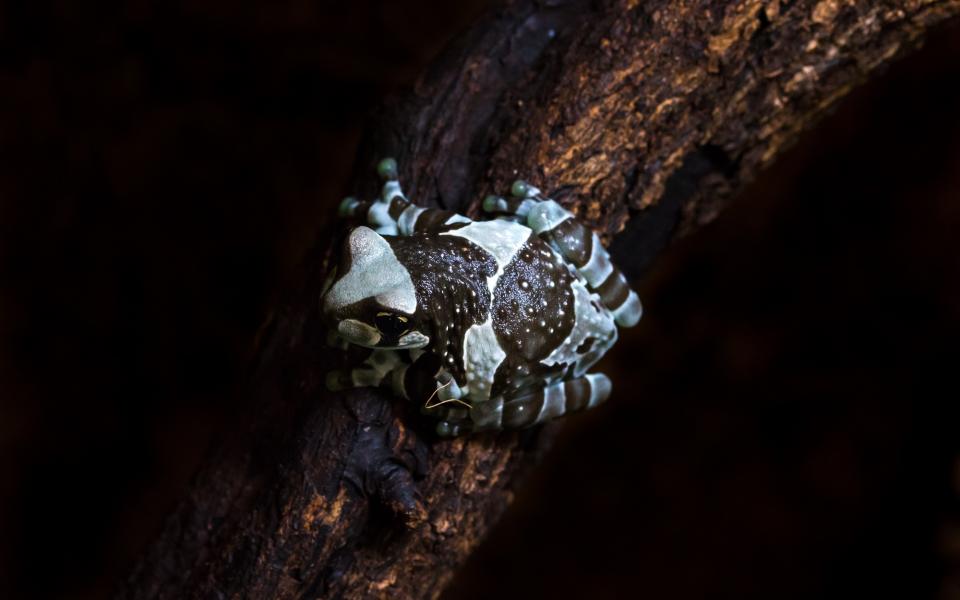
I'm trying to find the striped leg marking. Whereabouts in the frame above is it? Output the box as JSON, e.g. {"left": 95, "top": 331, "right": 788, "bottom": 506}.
{"left": 340, "top": 157, "right": 471, "bottom": 236}
{"left": 484, "top": 177, "right": 642, "bottom": 327}
{"left": 472, "top": 373, "right": 612, "bottom": 431}
{"left": 526, "top": 197, "right": 642, "bottom": 328}
{"left": 368, "top": 158, "right": 411, "bottom": 235}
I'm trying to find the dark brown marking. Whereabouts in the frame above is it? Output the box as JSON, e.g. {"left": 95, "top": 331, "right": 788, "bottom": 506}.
{"left": 389, "top": 234, "right": 496, "bottom": 385}
{"left": 412, "top": 209, "right": 458, "bottom": 233}
{"left": 596, "top": 270, "right": 630, "bottom": 309}
{"left": 501, "top": 390, "right": 544, "bottom": 429}
{"left": 492, "top": 236, "right": 575, "bottom": 363}
{"left": 545, "top": 217, "right": 592, "bottom": 267}
{"left": 575, "top": 336, "right": 596, "bottom": 354}
{"left": 388, "top": 197, "right": 410, "bottom": 220}
{"left": 562, "top": 378, "right": 592, "bottom": 412}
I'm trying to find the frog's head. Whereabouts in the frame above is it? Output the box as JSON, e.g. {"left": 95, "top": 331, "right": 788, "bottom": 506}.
{"left": 321, "top": 226, "right": 430, "bottom": 350}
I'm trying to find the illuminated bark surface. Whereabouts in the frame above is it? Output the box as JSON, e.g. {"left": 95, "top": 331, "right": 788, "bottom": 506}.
{"left": 121, "top": 1, "right": 960, "bottom": 598}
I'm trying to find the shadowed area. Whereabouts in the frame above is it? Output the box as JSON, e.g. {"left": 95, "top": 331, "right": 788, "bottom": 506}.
{"left": 1, "top": 2, "right": 959, "bottom": 599}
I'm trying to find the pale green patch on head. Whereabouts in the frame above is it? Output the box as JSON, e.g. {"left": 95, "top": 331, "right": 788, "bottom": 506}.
{"left": 322, "top": 226, "right": 417, "bottom": 316}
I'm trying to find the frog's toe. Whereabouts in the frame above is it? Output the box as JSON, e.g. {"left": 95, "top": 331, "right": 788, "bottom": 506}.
{"left": 338, "top": 196, "right": 360, "bottom": 217}
{"left": 482, "top": 193, "right": 537, "bottom": 220}
{"left": 510, "top": 179, "right": 541, "bottom": 199}
{"left": 377, "top": 157, "right": 398, "bottom": 181}
{"left": 433, "top": 371, "right": 465, "bottom": 402}
{"left": 435, "top": 419, "right": 472, "bottom": 437}
{"left": 483, "top": 194, "right": 509, "bottom": 213}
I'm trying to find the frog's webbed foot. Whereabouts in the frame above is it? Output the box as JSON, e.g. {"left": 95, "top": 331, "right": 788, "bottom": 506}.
{"left": 470, "top": 373, "right": 612, "bottom": 432}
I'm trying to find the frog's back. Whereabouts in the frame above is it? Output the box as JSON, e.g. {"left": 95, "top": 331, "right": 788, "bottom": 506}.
{"left": 441, "top": 219, "right": 618, "bottom": 400}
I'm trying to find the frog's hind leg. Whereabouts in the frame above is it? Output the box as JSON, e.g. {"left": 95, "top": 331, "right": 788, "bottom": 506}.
{"left": 472, "top": 373, "right": 612, "bottom": 431}
{"left": 510, "top": 182, "right": 641, "bottom": 328}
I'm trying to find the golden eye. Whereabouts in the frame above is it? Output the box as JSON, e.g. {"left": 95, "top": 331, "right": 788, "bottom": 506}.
{"left": 374, "top": 312, "right": 410, "bottom": 338}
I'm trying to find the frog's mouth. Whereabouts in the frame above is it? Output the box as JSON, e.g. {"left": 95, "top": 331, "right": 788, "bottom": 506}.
{"left": 335, "top": 319, "right": 430, "bottom": 350}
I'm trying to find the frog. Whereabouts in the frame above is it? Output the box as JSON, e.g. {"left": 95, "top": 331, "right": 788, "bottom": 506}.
{"left": 321, "top": 158, "right": 642, "bottom": 436}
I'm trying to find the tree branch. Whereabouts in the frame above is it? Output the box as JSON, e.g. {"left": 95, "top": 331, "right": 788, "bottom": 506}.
{"left": 120, "top": 1, "right": 960, "bottom": 598}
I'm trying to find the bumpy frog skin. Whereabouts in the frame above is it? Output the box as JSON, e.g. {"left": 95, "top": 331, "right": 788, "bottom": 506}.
{"left": 321, "top": 158, "right": 642, "bottom": 436}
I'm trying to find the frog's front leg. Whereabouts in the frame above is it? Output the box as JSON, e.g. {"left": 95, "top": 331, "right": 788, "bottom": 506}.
{"left": 337, "top": 158, "right": 408, "bottom": 235}
{"left": 325, "top": 348, "right": 407, "bottom": 392}
{"left": 339, "top": 158, "right": 471, "bottom": 236}
{"left": 467, "top": 373, "right": 612, "bottom": 432}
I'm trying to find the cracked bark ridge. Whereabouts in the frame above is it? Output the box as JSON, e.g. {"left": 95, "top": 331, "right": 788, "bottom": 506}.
{"left": 121, "top": 1, "right": 960, "bottom": 598}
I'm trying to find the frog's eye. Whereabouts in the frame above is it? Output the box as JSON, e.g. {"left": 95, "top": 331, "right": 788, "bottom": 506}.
{"left": 374, "top": 312, "right": 410, "bottom": 338}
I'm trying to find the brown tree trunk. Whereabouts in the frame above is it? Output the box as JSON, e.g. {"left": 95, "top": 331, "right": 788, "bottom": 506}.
{"left": 120, "top": 1, "right": 960, "bottom": 598}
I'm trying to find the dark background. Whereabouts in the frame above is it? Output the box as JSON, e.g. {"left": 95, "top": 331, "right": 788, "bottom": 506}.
{"left": 1, "top": 2, "right": 959, "bottom": 599}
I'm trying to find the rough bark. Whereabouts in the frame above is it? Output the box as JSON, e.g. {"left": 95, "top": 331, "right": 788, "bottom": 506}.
{"left": 121, "top": 1, "right": 960, "bottom": 598}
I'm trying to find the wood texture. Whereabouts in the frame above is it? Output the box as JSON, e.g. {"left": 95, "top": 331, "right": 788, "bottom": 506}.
{"left": 121, "top": 1, "right": 960, "bottom": 598}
